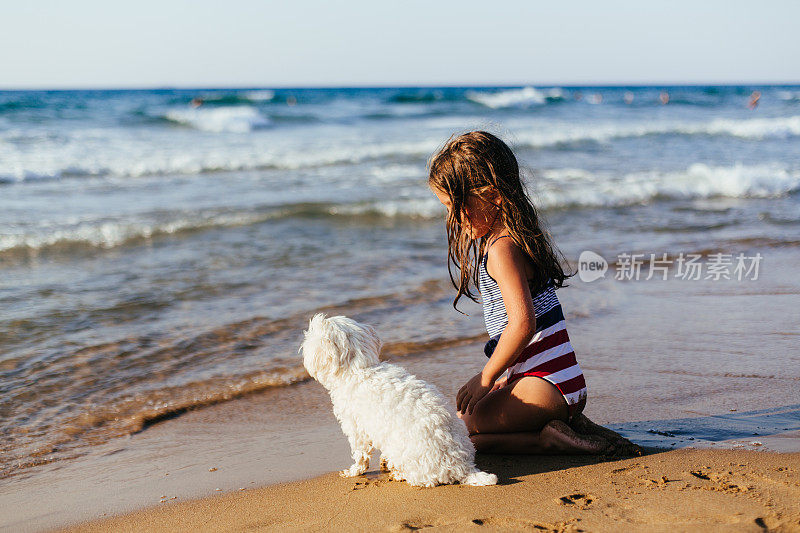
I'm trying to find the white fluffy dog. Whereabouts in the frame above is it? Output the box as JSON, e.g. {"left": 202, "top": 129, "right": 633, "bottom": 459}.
{"left": 299, "top": 312, "right": 497, "bottom": 488}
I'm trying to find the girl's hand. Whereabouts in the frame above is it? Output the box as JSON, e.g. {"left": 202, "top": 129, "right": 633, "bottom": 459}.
{"left": 457, "top": 372, "right": 495, "bottom": 415}
{"left": 490, "top": 375, "right": 508, "bottom": 392}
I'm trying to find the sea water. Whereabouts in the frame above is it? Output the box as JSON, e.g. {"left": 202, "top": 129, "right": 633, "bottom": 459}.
{"left": 1, "top": 85, "right": 799, "bottom": 478}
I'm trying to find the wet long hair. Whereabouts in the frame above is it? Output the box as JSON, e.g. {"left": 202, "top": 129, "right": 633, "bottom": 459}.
{"left": 427, "top": 130, "right": 574, "bottom": 313}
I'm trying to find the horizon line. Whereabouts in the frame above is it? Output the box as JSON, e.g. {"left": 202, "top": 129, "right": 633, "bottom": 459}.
{"left": 1, "top": 80, "right": 799, "bottom": 91}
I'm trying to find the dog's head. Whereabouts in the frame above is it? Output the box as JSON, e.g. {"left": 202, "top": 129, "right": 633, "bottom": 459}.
{"left": 299, "top": 313, "right": 382, "bottom": 384}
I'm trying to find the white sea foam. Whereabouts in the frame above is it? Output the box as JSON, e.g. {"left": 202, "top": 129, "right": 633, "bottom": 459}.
{"left": 164, "top": 106, "right": 271, "bottom": 133}
{"left": 242, "top": 90, "right": 275, "bottom": 101}
{"left": 3, "top": 163, "right": 795, "bottom": 255}
{"left": 2, "top": 116, "right": 799, "bottom": 184}
{"left": 0, "top": 209, "right": 288, "bottom": 254}
{"left": 0, "top": 135, "right": 439, "bottom": 182}
{"left": 777, "top": 90, "right": 800, "bottom": 101}
{"left": 465, "top": 87, "right": 563, "bottom": 108}
{"left": 367, "top": 163, "right": 425, "bottom": 183}
{"left": 535, "top": 163, "right": 800, "bottom": 208}
{"left": 0, "top": 199, "right": 442, "bottom": 255}
{"left": 328, "top": 198, "right": 442, "bottom": 218}
{"left": 514, "top": 115, "right": 800, "bottom": 147}
{"left": 700, "top": 116, "right": 800, "bottom": 138}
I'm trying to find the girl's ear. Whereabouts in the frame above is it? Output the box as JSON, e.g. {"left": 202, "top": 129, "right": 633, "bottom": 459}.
{"left": 489, "top": 187, "right": 502, "bottom": 206}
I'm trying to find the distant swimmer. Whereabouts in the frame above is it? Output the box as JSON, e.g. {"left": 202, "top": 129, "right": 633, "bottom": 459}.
{"left": 748, "top": 90, "right": 761, "bottom": 110}
{"left": 588, "top": 93, "right": 603, "bottom": 104}
{"left": 287, "top": 95, "right": 297, "bottom": 106}
{"left": 659, "top": 91, "right": 669, "bottom": 105}
{"left": 190, "top": 97, "right": 204, "bottom": 108}
{"left": 624, "top": 91, "right": 634, "bottom": 104}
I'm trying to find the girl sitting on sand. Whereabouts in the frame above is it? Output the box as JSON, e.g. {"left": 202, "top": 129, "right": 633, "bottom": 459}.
{"left": 428, "top": 130, "right": 639, "bottom": 456}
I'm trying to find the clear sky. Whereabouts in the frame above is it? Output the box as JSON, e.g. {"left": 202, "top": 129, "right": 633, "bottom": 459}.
{"left": 1, "top": 0, "right": 797, "bottom": 89}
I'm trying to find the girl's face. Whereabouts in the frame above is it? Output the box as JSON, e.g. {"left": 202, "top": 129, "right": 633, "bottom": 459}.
{"left": 432, "top": 187, "right": 501, "bottom": 239}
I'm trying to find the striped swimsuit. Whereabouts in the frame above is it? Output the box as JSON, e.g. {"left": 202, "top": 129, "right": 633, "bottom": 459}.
{"left": 479, "top": 235, "right": 588, "bottom": 417}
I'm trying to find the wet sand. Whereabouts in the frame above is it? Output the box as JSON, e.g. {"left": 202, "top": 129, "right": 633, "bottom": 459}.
{"left": 63, "top": 448, "right": 800, "bottom": 532}
{"left": 3, "top": 247, "right": 799, "bottom": 532}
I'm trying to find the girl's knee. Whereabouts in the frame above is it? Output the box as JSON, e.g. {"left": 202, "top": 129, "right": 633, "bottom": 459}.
{"left": 469, "top": 433, "right": 496, "bottom": 453}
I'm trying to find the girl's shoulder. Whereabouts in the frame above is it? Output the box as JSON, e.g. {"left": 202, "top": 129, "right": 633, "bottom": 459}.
{"left": 484, "top": 235, "right": 535, "bottom": 280}
{"left": 485, "top": 234, "right": 555, "bottom": 293}
{"left": 483, "top": 234, "right": 515, "bottom": 260}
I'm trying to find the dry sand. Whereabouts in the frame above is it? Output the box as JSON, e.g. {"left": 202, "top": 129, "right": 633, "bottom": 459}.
{"left": 62, "top": 448, "right": 800, "bottom": 532}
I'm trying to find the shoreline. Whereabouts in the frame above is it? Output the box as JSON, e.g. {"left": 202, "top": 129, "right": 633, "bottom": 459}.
{"left": 62, "top": 448, "right": 800, "bottom": 532}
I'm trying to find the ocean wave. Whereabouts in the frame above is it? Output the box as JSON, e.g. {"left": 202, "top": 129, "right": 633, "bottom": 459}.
{"left": 0, "top": 200, "right": 442, "bottom": 256}
{"left": 242, "top": 90, "right": 276, "bottom": 102}
{"left": 0, "top": 138, "right": 437, "bottom": 183}
{"left": 1, "top": 363, "right": 313, "bottom": 478}
{"left": 2, "top": 116, "right": 799, "bottom": 184}
{"left": 535, "top": 163, "right": 800, "bottom": 208}
{"left": 465, "top": 87, "right": 564, "bottom": 108}
{"left": 163, "top": 106, "right": 271, "bottom": 132}
{"left": 777, "top": 90, "right": 800, "bottom": 101}
{"left": 0, "top": 208, "right": 288, "bottom": 256}
{"left": 514, "top": 115, "right": 800, "bottom": 148}
{"left": 3, "top": 163, "right": 797, "bottom": 257}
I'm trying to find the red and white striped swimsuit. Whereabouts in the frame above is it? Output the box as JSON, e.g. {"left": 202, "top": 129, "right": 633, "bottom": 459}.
{"left": 479, "top": 235, "right": 588, "bottom": 417}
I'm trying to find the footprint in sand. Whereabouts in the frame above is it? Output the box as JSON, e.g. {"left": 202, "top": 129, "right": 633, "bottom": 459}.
{"left": 558, "top": 493, "right": 594, "bottom": 509}
{"left": 391, "top": 517, "right": 582, "bottom": 531}
{"left": 690, "top": 470, "right": 711, "bottom": 480}
{"left": 465, "top": 517, "right": 581, "bottom": 531}
{"left": 392, "top": 521, "right": 434, "bottom": 531}
{"left": 351, "top": 477, "right": 387, "bottom": 490}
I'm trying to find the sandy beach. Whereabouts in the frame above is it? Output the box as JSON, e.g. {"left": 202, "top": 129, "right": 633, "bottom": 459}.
{"left": 62, "top": 448, "right": 800, "bottom": 532}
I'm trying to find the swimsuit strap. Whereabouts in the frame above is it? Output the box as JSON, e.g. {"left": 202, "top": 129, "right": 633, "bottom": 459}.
{"left": 482, "top": 234, "right": 512, "bottom": 262}
{"left": 488, "top": 234, "right": 512, "bottom": 248}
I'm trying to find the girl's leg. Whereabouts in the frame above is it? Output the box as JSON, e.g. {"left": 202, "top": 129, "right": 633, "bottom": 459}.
{"left": 569, "top": 412, "right": 644, "bottom": 456}
{"left": 457, "top": 376, "right": 610, "bottom": 454}
{"left": 467, "top": 420, "right": 608, "bottom": 455}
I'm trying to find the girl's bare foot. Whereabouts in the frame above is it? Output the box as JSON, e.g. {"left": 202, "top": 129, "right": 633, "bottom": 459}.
{"left": 539, "top": 420, "right": 613, "bottom": 455}
{"left": 569, "top": 413, "right": 643, "bottom": 456}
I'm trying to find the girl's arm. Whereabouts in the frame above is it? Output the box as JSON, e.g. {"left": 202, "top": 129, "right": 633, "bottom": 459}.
{"left": 481, "top": 239, "right": 537, "bottom": 384}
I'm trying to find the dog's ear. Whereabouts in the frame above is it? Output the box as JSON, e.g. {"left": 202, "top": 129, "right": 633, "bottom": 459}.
{"left": 308, "top": 312, "right": 327, "bottom": 333}
{"left": 301, "top": 312, "right": 332, "bottom": 378}
{"left": 323, "top": 319, "right": 356, "bottom": 373}
{"left": 302, "top": 313, "right": 355, "bottom": 377}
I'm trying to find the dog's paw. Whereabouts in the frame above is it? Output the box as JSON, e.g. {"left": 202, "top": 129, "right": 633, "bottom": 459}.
{"left": 339, "top": 465, "right": 365, "bottom": 478}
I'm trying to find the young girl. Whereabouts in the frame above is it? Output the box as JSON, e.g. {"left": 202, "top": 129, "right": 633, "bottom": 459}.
{"left": 428, "top": 131, "right": 640, "bottom": 456}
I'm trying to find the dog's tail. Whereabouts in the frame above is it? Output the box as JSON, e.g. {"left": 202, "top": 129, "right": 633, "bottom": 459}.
{"left": 462, "top": 469, "right": 498, "bottom": 486}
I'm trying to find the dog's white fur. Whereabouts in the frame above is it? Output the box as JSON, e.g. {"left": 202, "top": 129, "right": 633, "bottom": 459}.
{"left": 299, "top": 312, "right": 497, "bottom": 487}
